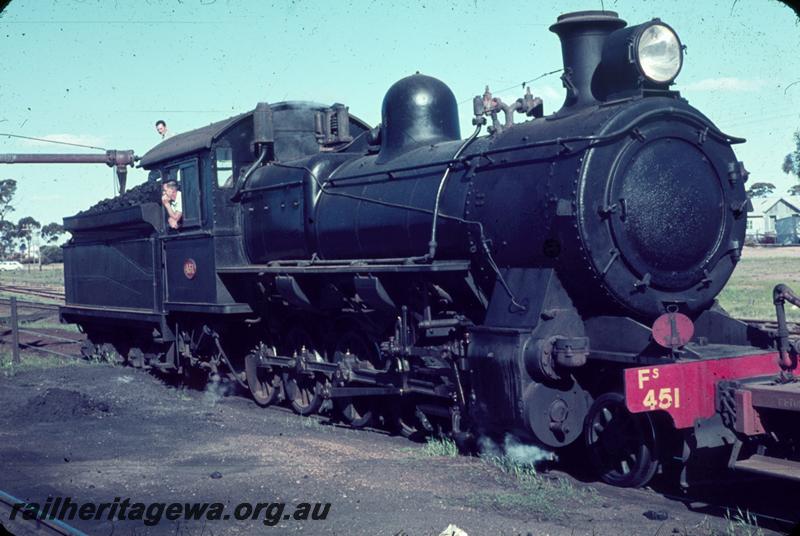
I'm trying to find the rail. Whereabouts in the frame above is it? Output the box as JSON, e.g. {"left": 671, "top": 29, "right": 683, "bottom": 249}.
{"left": 0, "top": 297, "right": 60, "bottom": 311}
{"left": 0, "top": 489, "right": 89, "bottom": 535}
{"left": 0, "top": 282, "right": 65, "bottom": 301}
{"left": 740, "top": 317, "right": 800, "bottom": 335}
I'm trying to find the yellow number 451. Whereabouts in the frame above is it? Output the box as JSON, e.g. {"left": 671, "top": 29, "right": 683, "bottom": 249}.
{"left": 643, "top": 387, "right": 681, "bottom": 410}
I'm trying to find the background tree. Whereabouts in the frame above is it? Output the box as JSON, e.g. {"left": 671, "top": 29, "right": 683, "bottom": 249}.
{"left": 0, "top": 179, "right": 17, "bottom": 223}
{"left": 41, "top": 222, "right": 65, "bottom": 244}
{"left": 788, "top": 184, "right": 800, "bottom": 196}
{"left": 39, "top": 222, "right": 66, "bottom": 264}
{"left": 16, "top": 216, "right": 41, "bottom": 262}
{"left": 783, "top": 129, "right": 800, "bottom": 182}
{"left": 785, "top": 154, "right": 796, "bottom": 176}
{"left": 746, "top": 182, "right": 776, "bottom": 199}
{"left": 39, "top": 245, "right": 63, "bottom": 264}
{"left": 0, "top": 179, "right": 17, "bottom": 258}
{"left": 0, "top": 220, "right": 14, "bottom": 258}
{"left": 16, "top": 216, "right": 41, "bottom": 235}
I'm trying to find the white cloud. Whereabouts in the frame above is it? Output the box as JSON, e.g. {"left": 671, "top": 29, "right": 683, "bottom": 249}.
{"left": 19, "top": 133, "right": 107, "bottom": 149}
{"left": 680, "top": 77, "right": 766, "bottom": 92}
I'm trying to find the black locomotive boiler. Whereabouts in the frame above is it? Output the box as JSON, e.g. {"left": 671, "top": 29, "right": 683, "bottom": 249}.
{"left": 53, "top": 11, "right": 799, "bottom": 488}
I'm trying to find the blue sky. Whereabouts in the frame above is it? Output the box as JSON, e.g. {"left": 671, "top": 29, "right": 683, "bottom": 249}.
{"left": 1, "top": 0, "right": 798, "bottom": 227}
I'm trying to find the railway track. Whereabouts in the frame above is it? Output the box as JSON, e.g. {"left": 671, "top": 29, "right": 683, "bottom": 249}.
{"left": 0, "top": 282, "right": 65, "bottom": 301}
{"left": 0, "top": 297, "right": 60, "bottom": 312}
{"left": 0, "top": 296, "right": 61, "bottom": 324}
{"left": 0, "top": 296, "right": 81, "bottom": 359}
{"left": 0, "top": 490, "right": 88, "bottom": 535}
{"left": 739, "top": 318, "right": 800, "bottom": 335}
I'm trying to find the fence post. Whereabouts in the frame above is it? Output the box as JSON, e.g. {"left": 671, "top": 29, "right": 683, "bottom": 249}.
{"left": 10, "top": 296, "right": 20, "bottom": 364}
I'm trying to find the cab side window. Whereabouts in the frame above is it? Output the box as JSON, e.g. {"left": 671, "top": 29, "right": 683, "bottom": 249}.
{"left": 215, "top": 146, "right": 234, "bottom": 188}
{"left": 178, "top": 162, "right": 200, "bottom": 227}
{"left": 165, "top": 160, "right": 201, "bottom": 228}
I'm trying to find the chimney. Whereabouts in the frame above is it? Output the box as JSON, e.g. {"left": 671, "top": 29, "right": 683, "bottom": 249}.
{"left": 549, "top": 11, "right": 626, "bottom": 112}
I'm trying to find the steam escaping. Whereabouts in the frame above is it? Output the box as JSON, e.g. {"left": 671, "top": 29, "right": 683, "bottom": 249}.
{"left": 202, "top": 376, "right": 235, "bottom": 407}
{"left": 478, "top": 434, "right": 557, "bottom": 468}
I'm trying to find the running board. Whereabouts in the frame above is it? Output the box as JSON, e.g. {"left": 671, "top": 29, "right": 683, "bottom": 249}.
{"left": 733, "top": 454, "right": 800, "bottom": 481}
{"left": 746, "top": 381, "right": 800, "bottom": 412}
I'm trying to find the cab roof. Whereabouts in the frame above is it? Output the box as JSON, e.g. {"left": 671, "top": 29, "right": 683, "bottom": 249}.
{"left": 139, "top": 101, "right": 368, "bottom": 169}
{"left": 139, "top": 113, "right": 246, "bottom": 169}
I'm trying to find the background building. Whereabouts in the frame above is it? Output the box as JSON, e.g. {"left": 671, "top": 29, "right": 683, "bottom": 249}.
{"left": 747, "top": 196, "right": 800, "bottom": 244}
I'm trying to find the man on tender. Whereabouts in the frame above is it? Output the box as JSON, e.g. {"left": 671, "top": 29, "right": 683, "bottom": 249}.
{"left": 155, "top": 119, "right": 173, "bottom": 140}
{"left": 161, "top": 181, "right": 183, "bottom": 229}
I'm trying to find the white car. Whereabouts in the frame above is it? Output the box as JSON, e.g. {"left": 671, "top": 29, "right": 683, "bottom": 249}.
{"left": 0, "top": 261, "right": 24, "bottom": 271}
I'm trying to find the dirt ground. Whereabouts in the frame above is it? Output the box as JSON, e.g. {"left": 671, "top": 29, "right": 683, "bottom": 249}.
{"left": 0, "top": 355, "right": 797, "bottom": 536}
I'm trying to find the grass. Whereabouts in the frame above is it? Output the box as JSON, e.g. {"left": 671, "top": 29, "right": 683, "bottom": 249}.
{"left": 718, "top": 255, "right": 800, "bottom": 321}
{"left": 20, "top": 318, "right": 80, "bottom": 333}
{"left": 0, "top": 350, "right": 85, "bottom": 377}
{"left": 175, "top": 390, "right": 194, "bottom": 402}
{"left": 282, "top": 414, "right": 325, "bottom": 431}
{"left": 0, "top": 263, "right": 64, "bottom": 304}
{"left": 419, "top": 437, "right": 459, "bottom": 457}
{"left": 410, "top": 437, "right": 594, "bottom": 520}
{"left": 722, "top": 508, "right": 765, "bottom": 536}
{"left": 464, "top": 452, "right": 596, "bottom": 520}
{"left": 0, "top": 291, "right": 62, "bottom": 304}
{"left": 278, "top": 413, "right": 346, "bottom": 434}
{"left": 0, "top": 264, "right": 64, "bottom": 286}
{"left": 480, "top": 453, "right": 540, "bottom": 479}
{"left": 679, "top": 509, "right": 766, "bottom": 536}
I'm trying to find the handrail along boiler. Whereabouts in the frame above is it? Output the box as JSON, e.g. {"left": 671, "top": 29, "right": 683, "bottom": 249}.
{"left": 21, "top": 10, "right": 798, "bottom": 488}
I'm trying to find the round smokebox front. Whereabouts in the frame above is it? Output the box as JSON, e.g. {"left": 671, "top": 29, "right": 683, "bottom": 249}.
{"left": 574, "top": 103, "right": 746, "bottom": 318}
{"left": 608, "top": 137, "right": 725, "bottom": 290}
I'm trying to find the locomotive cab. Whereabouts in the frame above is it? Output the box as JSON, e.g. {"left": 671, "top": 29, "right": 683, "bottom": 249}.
{"left": 139, "top": 111, "right": 262, "bottom": 310}
{"left": 136, "top": 103, "right": 371, "bottom": 311}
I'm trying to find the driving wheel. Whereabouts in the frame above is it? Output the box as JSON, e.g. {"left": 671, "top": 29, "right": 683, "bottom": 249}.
{"left": 584, "top": 392, "right": 659, "bottom": 487}
{"left": 282, "top": 326, "right": 326, "bottom": 415}
{"left": 334, "top": 330, "right": 382, "bottom": 428}
{"left": 245, "top": 347, "right": 281, "bottom": 407}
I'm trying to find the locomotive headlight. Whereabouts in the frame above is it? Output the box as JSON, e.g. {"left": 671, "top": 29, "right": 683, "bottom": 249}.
{"left": 636, "top": 23, "right": 682, "bottom": 83}
{"left": 601, "top": 19, "right": 684, "bottom": 90}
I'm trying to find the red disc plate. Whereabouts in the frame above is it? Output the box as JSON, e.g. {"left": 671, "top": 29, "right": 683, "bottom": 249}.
{"left": 652, "top": 312, "right": 694, "bottom": 348}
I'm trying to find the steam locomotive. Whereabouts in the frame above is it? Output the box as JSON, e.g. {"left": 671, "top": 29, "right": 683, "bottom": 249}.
{"left": 50, "top": 11, "right": 799, "bottom": 488}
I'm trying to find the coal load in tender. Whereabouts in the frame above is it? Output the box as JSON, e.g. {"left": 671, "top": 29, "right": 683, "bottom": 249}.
{"left": 78, "top": 180, "right": 162, "bottom": 216}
